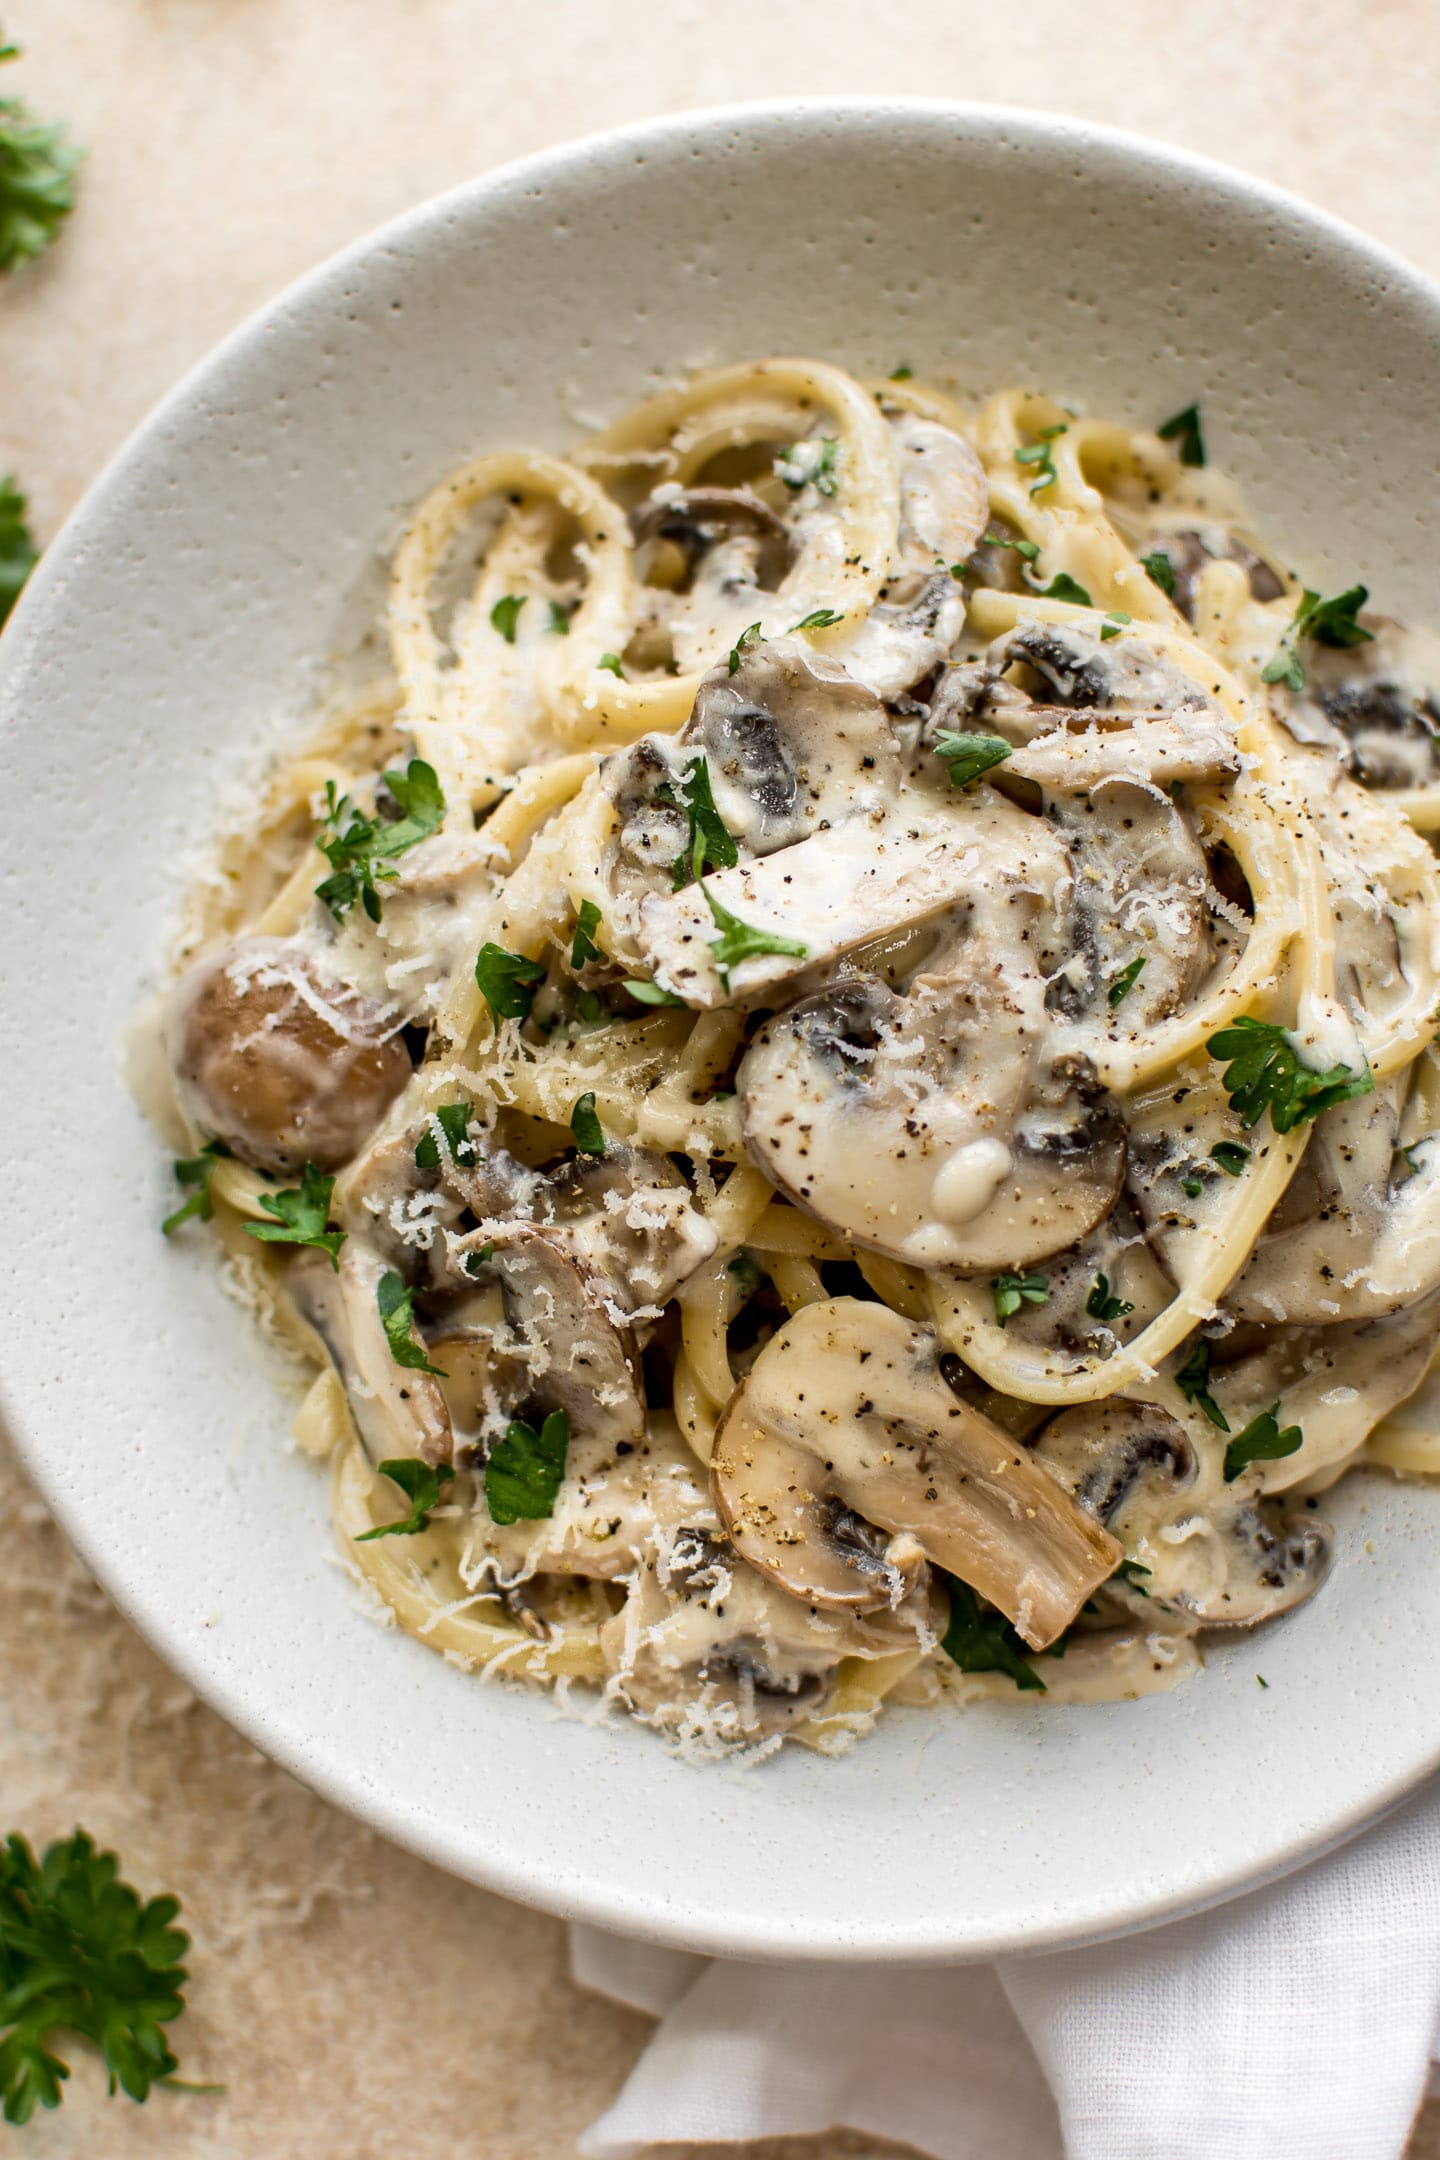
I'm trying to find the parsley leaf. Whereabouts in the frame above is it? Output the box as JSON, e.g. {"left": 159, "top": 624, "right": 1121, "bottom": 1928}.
{"left": 1037, "top": 571, "right": 1092, "bottom": 606}
{"left": 980, "top": 531, "right": 1041, "bottom": 564}
{"left": 414, "top": 1102, "right": 478, "bottom": 1170}
{"left": 241, "top": 1164, "right": 344, "bottom": 1267}
{"left": 485, "top": 1409, "right": 570, "bottom": 1525}
{"left": 889, "top": 365, "right": 914, "bottom": 381}
{"left": 791, "top": 607, "right": 844, "bottom": 631}
{"left": 1223, "top": 1402, "right": 1303, "bottom": 1483}
{"left": 1175, "top": 1337, "right": 1230, "bottom": 1433}
{"left": 1086, "top": 1272, "right": 1134, "bottom": 1323}
{"left": 0, "top": 48, "right": 83, "bottom": 274}
{"left": 623, "top": 977, "right": 686, "bottom": 1007}
{"left": 1210, "top": 1140, "right": 1250, "bottom": 1176}
{"left": 1182, "top": 1175, "right": 1205, "bottom": 1197}
{"left": 666, "top": 755, "right": 739, "bottom": 889}
{"left": 376, "top": 1269, "right": 445, "bottom": 1377}
{"left": 489, "top": 593, "right": 525, "bottom": 643}
{"left": 1140, "top": 548, "right": 1176, "bottom": 597}
{"left": 313, "top": 759, "right": 446, "bottom": 922}
{"left": 570, "top": 898, "right": 605, "bottom": 968}
{"left": 570, "top": 1090, "right": 605, "bottom": 1155}
{"left": 939, "top": 1574, "right": 1045, "bottom": 1691}
{"left": 1206, "top": 1014, "right": 1374, "bottom": 1134}
{"left": 596, "top": 652, "right": 624, "bottom": 677}
{"left": 475, "top": 941, "right": 546, "bottom": 1030}
{"left": 1014, "top": 423, "right": 1066, "bottom": 497}
{"left": 1157, "top": 403, "right": 1206, "bottom": 467}
{"left": 0, "top": 1828, "right": 191, "bottom": 2124}
{"left": 0, "top": 472, "right": 37, "bottom": 624}
{"left": 1100, "top": 611, "right": 1131, "bottom": 641}
{"left": 699, "top": 881, "right": 808, "bottom": 989}
{"left": 354, "top": 1458, "right": 455, "bottom": 1540}
{"left": 992, "top": 1271, "right": 1049, "bottom": 1324}
{"left": 1107, "top": 956, "right": 1146, "bottom": 1008}
{"left": 1261, "top": 585, "right": 1373, "bottom": 689}
{"left": 934, "top": 731, "right": 1013, "bottom": 788}
{"left": 160, "top": 1141, "right": 230, "bottom": 1236}
{"left": 727, "top": 621, "right": 763, "bottom": 675}
{"left": 546, "top": 599, "right": 571, "bottom": 635}
{"left": 776, "top": 436, "right": 839, "bottom": 496}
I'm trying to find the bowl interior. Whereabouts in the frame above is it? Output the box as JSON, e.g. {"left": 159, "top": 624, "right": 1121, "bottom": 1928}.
{"left": 4, "top": 100, "right": 1440, "bottom": 1961}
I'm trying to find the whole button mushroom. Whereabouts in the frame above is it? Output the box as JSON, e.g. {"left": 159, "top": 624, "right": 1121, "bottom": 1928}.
{"left": 166, "top": 936, "right": 412, "bottom": 1175}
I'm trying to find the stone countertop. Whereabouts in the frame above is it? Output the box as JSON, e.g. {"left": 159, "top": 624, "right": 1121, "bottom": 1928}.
{"left": 4, "top": 4, "right": 1440, "bottom": 2153}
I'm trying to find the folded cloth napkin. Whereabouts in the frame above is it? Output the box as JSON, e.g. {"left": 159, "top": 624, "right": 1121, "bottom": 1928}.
{"left": 573, "top": 1779, "right": 1440, "bottom": 2160}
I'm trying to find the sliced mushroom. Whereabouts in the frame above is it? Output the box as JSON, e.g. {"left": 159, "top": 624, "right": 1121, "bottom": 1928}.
{"left": 1145, "top": 528, "right": 1284, "bottom": 620}
{"left": 1275, "top": 619, "right": 1440, "bottom": 789}
{"left": 167, "top": 936, "right": 411, "bottom": 1174}
{"left": 839, "top": 571, "right": 968, "bottom": 703}
{"left": 990, "top": 620, "right": 1214, "bottom": 715}
{"left": 1003, "top": 711, "right": 1240, "bottom": 793}
{"left": 888, "top": 410, "right": 990, "bottom": 572}
{"left": 738, "top": 965, "right": 1125, "bottom": 1269}
{"left": 289, "top": 1239, "right": 453, "bottom": 1466}
{"left": 630, "top": 486, "right": 793, "bottom": 592}
{"left": 710, "top": 1299, "right": 1122, "bottom": 1649}
{"left": 1029, "top": 1397, "right": 1332, "bottom": 1630}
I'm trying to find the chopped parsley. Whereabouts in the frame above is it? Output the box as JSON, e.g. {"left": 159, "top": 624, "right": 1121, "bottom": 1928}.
{"left": 474, "top": 941, "right": 546, "bottom": 1030}
{"left": 313, "top": 759, "right": 446, "bottom": 922}
{"left": 489, "top": 593, "right": 525, "bottom": 643}
{"left": 1100, "top": 611, "right": 1131, "bottom": 641}
{"left": 461, "top": 1241, "right": 495, "bottom": 1276}
{"left": 776, "top": 436, "right": 839, "bottom": 496}
{"left": 160, "top": 1141, "right": 230, "bottom": 1236}
{"left": 241, "top": 1164, "right": 344, "bottom": 1267}
{"left": 1036, "top": 571, "right": 1092, "bottom": 606}
{"left": 1261, "top": 585, "right": 1373, "bottom": 690}
{"left": 0, "top": 1827, "right": 193, "bottom": 2124}
{"left": 596, "top": 652, "right": 625, "bottom": 677}
{"left": 1140, "top": 548, "right": 1176, "bottom": 597}
{"left": 569, "top": 1090, "right": 605, "bottom": 1156}
{"left": 791, "top": 607, "right": 844, "bottom": 631}
{"left": 665, "top": 755, "right": 739, "bottom": 888}
{"left": 727, "top": 621, "right": 764, "bottom": 675}
{"left": 1157, "top": 402, "right": 1205, "bottom": 467}
{"left": 992, "top": 1271, "right": 1049, "bottom": 1324}
{"left": 0, "top": 43, "right": 83, "bottom": 273}
{"left": 1107, "top": 956, "right": 1146, "bottom": 1008}
{"left": 354, "top": 1458, "right": 455, "bottom": 1541}
{"left": 939, "top": 1574, "right": 1045, "bottom": 1692}
{"left": 1175, "top": 1337, "right": 1230, "bottom": 1433}
{"left": 980, "top": 530, "right": 1041, "bottom": 564}
{"left": 485, "top": 1409, "right": 570, "bottom": 1525}
{"left": 1182, "top": 1175, "right": 1205, "bottom": 1197}
{"left": 576, "top": 989, "right": 605, "bottom": 1024}
{"left": 1210, "top": 1140, "right": 1251, "bottom": 1176}
{"left": 570, "top": 898, "right": 606, "bottom": 968}
{"left": 1223, "top": 1402, "right": 1303, "bottom": 1483}
{"left": 1086, "top": 1273, "right": 1134, "bottom": 1323}
{"left": 700, "top": 881, "right": 808, "bottom": 989}
{"left": 414, "top": 1102, "right": 478, "bottom": 1171}
{"left": 623, "top": 977, "right": 686, "bottom": 1007}
{"left": 934, "top": 731, "right": 1013, "bottom": 788}
{"left": 546, "top": 599, "right": 571, "bottom": 635}
{"left": 0, "top": 472, "right": 38, "bottom": 624}
{"left": 889, "top": 365, "right": 914, "bottom": 381}
{"left": 1206, "top": 1015, "right": 1373, "bottom": 1133}
{"left": 1014, "top": 423, "right": 1066, "bottom": 497}
{"left": 376, "top": 1270, "right": 445, "bottom": 1377}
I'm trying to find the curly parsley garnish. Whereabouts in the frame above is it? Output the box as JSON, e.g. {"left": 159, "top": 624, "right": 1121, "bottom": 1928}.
{"left": 1206, "top": 1015, "right": 1373, "bottom": 1133}
{"left": 934, "top": 732, "right": 1013, "bottom": 788}
{"left": 1157, "top": 403, "right": 1205, "bottom": 467}
{"left": 1261, "top": 585, "right": 1373, "bottom": 692}
{"left": 0, "top": 472, "right": 38, "bottom": 624}
{"left": 313, "top": 759, "right": 445, "bottom": 922}
{"left": 474, "top": 941, "right": 546, "bottom": 1030}
{"left": 414, "top": 1102, "right": 478, "bottom": 1171}
{"left": 776, "top": 436, "right": 838, "bottom": 496}
{"left": 1223, "top": 1402, "right": 1303, "bottom": 1483}
{"left": 992, "top": 1271, "right": 1049, "bottom": 1325}
{"left": 0, "top": 1828, "right": 195, "bottom": 2124}
{"left": 699, "top": 881, "right": 808, "bottom": 989}
{"left": 0, "top": 42, "right": 83, "bottom": 273}
{"left": 376, "top": 1270, "right": 445, "bottom": 1377}
{"left": 1175, "top": 1337, "right": 1230, "bottom": 1433}
{"left": 939, "top": 1574, "right": 1044, "bottom": 1692}
{"left": 241, "top": 1164, "right": 345, "bottom": 1267}
{"left": 354, "top": 1458, "right": 455, "bottom": 1541}
{"left": 485, "top": 1409, "right": 570, "bottom": 1525}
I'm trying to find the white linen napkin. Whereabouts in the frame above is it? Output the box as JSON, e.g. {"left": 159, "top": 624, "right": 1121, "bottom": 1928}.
{"left": 573, "top": 1780, "right": 1440, "bottom": 2160}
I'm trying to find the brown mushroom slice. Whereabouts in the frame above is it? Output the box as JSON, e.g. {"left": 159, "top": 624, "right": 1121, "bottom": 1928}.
{"left": 543, "top": 1145, "right": 720, "bottom": 1309}
{"left": 289, "top": 1240, "right": 454, "bottom": 1467}
{"left": 167, "top": 936, "right": 411, "bottom": 1174}
{"left": 710, "top": 1299, "right": 1122, "bottom": 1649}
{"left": 839, "top": 572, "right": 969, "bottom": 703}
{"left": 1005, "top": 712, "right": 1240, "bottom": 793}
{"left": 1029, "top": 1397, "right": 1331, "bottom": 1631}
{"left": 630, "top": 486, "right": 793, "bottom": 592}
{"left": 1276, "top": 619, "right": 1440, "bottom": 790}
{"left": 889, "top": 411, "right": 990, "bottom": 571}
{"left": 989, "top": 620, "right": 1215, "bottom": 715}
{"left": 1145, "top": 528, "right": 1285, "bottom": 620}
{"left": 738, "top": 973, "right": 1124, "bottom": 1268}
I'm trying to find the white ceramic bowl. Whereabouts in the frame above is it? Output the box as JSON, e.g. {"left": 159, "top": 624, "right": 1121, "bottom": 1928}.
{"left": 5, "top": 100, "right": 1440, "bottom": 1962}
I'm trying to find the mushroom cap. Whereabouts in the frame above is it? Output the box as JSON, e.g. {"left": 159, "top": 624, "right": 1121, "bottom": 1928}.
{"left": 1277, "top": 618, "right": 1440, "bottom": 790}
{"left": 167, "top": 936, "right": 411, "bottom": 1175}
{"left": 710, "top": 1298, "right": 1121, "bottom": 1649}
{"left": 629, "top": 485, "right": 793, "bottom": 592}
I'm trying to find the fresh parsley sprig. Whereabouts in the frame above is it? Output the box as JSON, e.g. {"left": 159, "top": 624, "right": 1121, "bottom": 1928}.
{"left": 934, "top": 732, "right": 1012, "bottom": 788}
{"left": 1210, "top": 1140, "right": 1250, "bottom": 1176}
{"left": 0, "top": 42, "right": 83, "bottom": 273}
{"left": 160, "top": 1141, "right": 231, "bottom": 1236}
{"left": 489, "top": 594, "right": 525, "bottom": 643}
{"left": 313, "top": 760, "right": 445, "bottom": 922}
{"left": 1036, "top": 571, "right": 1092, "bottom": 606}
{"left": 664, "top": 755, "right": 739, "bottom": 889}
{"left": 1140, "top": 548, "right": 1176, "bottom": 597}
{"left": 727, "top": 621, "right": 763, "bottom": 676}
{"left": 939, "top": 1574, "right": 1044, "bottom": 1692}
{"left": 414, "top": 1102, "right": 478, "bottom": 1170}
{"left": 1107, "top": 957, "right": 1146, "bottom": 1008}
{"left": 1086, "top": 1273, "right": 1134, "bottom": 1323}
{"left": 699, "top": 881, "right": 807, "bottom": 989}
{"left": 1175, "top": 1337, "right": 1230, "bottom": 1433}
{"left": 1206, "top": 1015, "right": 1373, "bottom": 1134}
{"left": 1157, "top": 403, "right": 1206, "bottom": 467}
{"left": 1100, "top": 611, "right": 1131, "bottom": 642}
{"left": 475, "top": 942, "right": 546, "bottom": 1030}
{"left": 1261, "top": 585, "right": 1372, "bottom": 691}
{"left": 377, "top": 1270, "right": 445, "bottom": 1377}
{"left": 1223, "top": 1403, "right": 1303, "bottom": 1483}
{"left": 1014, "top": 423, "right": 1066, "bottom": 498}
{"left": 992, "top": 1271, "right": 1049, "bottom": 1325}
{"left": 485, "top": 1409, "right": 570, "bottom": 1525}
{"left": 979, "top": 530, "right": 1040, "bottom": 565}
{"left": 623, "top": 977, "right": 687, "bottom": 1007}
{"left": 354, "top": 1458, "right": 455, "bottom": 1540}
{"left": 0, "top": 471, "right": 37, "bottom": 624}
{"left": 570, "top": 1090, "right": 605, "bottom": 1156}
{"left": 241, "top": 1164, "right": 345, "bottom": 1267}
{"left": 791, "top": 607, "right": 844, "bottom": 631}
{"left": 570, "top": 898, "right": 606, "bottom": 968}
{"left": 0, "top": 1829, "right": 192, "bottom": 2125}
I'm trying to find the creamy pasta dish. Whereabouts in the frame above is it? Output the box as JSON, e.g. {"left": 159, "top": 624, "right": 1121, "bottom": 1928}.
{"left": 147, "top": 358, "right": 1440, "bottom": 1757}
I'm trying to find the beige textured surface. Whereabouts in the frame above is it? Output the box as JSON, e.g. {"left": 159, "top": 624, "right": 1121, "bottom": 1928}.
{"left": 4, "top": 3, "right": 1440, "bottom": 2152}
